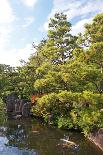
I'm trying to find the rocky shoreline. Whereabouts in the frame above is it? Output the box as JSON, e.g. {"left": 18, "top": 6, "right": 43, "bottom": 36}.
{"left": 88, "top": 129, "right": 103, "bottom": 151}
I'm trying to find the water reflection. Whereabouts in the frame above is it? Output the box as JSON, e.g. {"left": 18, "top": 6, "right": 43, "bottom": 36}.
{"left": 0, "top": 119, "right": 38, "bottom": 155}
{"left": 0, "top": 135, "right": 37, "bottom": 155}
{"left": 0, "top": 116, "right": 103, "bottom": 155}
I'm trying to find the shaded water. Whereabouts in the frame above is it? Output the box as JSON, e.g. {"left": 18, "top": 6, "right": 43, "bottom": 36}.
{"left": 0, "top": 111, "right": 103, "bottom": 154}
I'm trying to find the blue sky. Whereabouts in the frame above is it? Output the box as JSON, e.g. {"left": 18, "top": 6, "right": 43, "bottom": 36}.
{"left": 0, "top": 0, "right": 103, "bottom": 66}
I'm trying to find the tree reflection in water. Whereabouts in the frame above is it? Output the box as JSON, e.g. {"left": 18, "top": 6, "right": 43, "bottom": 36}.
{"left": 0, "top": 117, "right": 103, "bottom": 155}
{"left": 0, "top": 118, "right": 38, "bottom": 155}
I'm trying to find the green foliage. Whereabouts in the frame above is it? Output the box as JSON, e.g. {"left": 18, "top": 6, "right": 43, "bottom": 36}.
{"left": 0, "top": 99, "right": 6, "bottom": 124}
{"left": 45, "top": 12, "right": 77, "bottom": 64}
{"left": 84, "top": 13, "right": 103, "bottom": 44}
{"left": 78, "top": 109, "right": 101, "bottom": 136}
{"left": 58, "top": 117, "right": 73, "bottom": 129}
{"left": 1, "top": 12, "right": 103, "bottom": 136}
{"left": 0, "top": 64, "right": 18, "bottom": 97}
{"left": 32, "top": 90, "right": 103, "bottom": 135}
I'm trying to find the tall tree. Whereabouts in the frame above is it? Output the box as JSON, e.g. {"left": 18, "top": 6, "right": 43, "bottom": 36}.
{"left": 34, "top": 13, "right": 77, "bottom": 93}
{"left": 41, "top": 13, "right": 77, "bottom": 64}
{"left": 85, "top": 13, "right": 103, "bottom": 44}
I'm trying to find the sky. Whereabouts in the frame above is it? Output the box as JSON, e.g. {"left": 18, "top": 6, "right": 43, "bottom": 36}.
{"left": 0, "top": 0, "right": 103, "bottom": 66}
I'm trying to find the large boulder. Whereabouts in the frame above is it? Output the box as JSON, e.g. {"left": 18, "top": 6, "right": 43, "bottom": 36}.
{"left": 6, "top": 92, "right": 18, "bottom": 112}
{"left": 15, "top": 99, "right": 22, "bottom": 114}
{"left": 22, "top": 102, "right": 31, "bottom": 117}
{"left": 5, "top": 93, "right": 31, "bottom": 118}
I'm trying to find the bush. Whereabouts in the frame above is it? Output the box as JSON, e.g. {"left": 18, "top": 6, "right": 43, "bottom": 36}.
{"left": 31, "top": 91, "right": 103, "bottom": 135}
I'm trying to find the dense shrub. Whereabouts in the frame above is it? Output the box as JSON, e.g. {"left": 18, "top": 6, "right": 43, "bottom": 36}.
{"left": 32, "top": 90, "right": 103, "bottom": 135}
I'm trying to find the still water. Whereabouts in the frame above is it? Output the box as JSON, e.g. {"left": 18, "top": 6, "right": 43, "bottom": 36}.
{"left": 0, "top": 115, "right": 103, "bottom": 155}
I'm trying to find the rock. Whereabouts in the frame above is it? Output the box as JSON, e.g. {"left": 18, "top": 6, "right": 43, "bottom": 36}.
{"left": 15, "top": 99, "right": 21, "bottom": 112}
{"left": 19, "top": 99, "right": 30, "bottom": 112}
{"left": 5, "top": 93, "right": 31, "bottom": 118}
{"left": 6, "top": 92, "right": 18, "bottom": 112}
{"left": 14, "top": 115, "right": 22, "bottom": 119}
{"left": 100, "top": 109, "right": 103, "bottom": 112}
{"left": 88, "top": 128, "right": 103, "bottom": 151}
{"left": 22, "top": 102, "right": 31, "bottom": 117}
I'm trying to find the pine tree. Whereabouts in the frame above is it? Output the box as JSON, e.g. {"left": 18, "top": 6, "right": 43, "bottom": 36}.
{"left": 41, "top": 13, "right": 77, "bottom": 64}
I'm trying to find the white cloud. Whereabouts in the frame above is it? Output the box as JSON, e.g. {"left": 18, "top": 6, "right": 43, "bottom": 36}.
{"left": 16, "top": 44, "right": 34, "bottom": 65}
{"left": 21, "top": 0, "right": 37, "bottom": 7}
{"left": 39, "top": 21, "right": 48, "bottom": 32}
{"left": 48, "top": 0, "right": 83, "bottom": 20}
{"left": 49, "top": 0, "right": 103, "bottom": 20}
{"left": 22, "top": 16, "right": 35, "bottom": 28}
{"left": 0, "top": 25, "right": 13, "bottom": 50}
{"left": 0, "top": 44, "right": 35, "bottom": 66}
{"left": 0, "top": 0, "right": 15, "bottom": 64}
{"left": 0, "top": 38, "right": 39, "bottom": 66}
{"left": 0, "top": 0, "right": 15, "bottom": 23}
{"left": 0, "top": 0, "right": 15, "bottom": 46}
{"left": 42, "top": 0, "right": 103, "bottom": 34}
{"left": 0, "top": 0, "right": 38, "bottom": 67}
{"left": 71, "top": 18, "right": 92, "bottom": 35}
{"left": 65, "top": 0, "right": 103, "bottom": 20}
